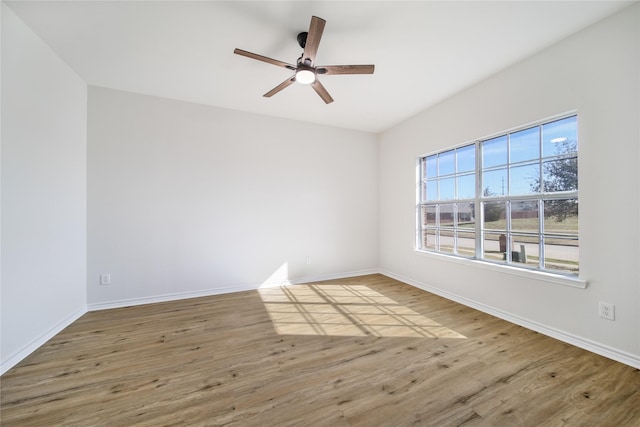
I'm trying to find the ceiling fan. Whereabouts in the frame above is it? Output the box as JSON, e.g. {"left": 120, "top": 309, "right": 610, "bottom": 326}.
{"left": 234, "top": 16, "right": 375, "bottom": 104}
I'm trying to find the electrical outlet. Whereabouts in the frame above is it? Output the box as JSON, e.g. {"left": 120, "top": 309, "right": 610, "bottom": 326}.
{"left": 599, "top": 302, "right": 615, "bottom": 321}
{"left": 100, "top": 274, "right": 111, "bottom": 286}
{"left": 306, "top": 256, "right": 311, "bottom": 265}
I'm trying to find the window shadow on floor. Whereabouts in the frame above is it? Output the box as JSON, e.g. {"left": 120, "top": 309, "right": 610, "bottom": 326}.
{"left": 259, "top": 283, "right": 466, "bottom": 338}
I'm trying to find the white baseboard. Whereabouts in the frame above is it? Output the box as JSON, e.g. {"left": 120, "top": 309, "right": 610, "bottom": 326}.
{"left": 1, "top": 306, "right": 87, "bottom": 376}
{"left": 290, "top": 269, "right": 380, "bottom": 285}
{"left": 87, "top": 283, "right": 257, "bottom": 311}
{"left": 87, "top": 269, "right": 380, "bottom": 311}
{"left": 379, "top": 269, "right": 640, "bottom": 370}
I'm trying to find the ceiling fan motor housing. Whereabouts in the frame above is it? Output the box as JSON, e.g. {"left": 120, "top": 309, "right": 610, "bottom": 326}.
{"left": 297, "top": 32, "right": 308, "bottom": 48}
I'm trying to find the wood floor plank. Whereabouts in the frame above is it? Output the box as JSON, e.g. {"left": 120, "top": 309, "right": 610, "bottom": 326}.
{"left": 2, "top": 274, "right": 639, "bottom": 426}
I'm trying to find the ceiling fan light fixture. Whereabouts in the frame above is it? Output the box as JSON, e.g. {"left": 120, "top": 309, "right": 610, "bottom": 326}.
{"left": 295, "top": 69, "right": 315, "bottom": 84}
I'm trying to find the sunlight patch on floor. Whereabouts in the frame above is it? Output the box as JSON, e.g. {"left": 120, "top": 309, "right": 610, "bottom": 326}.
{"left": 258, "top": 284, "right": 466, "bottom": 338}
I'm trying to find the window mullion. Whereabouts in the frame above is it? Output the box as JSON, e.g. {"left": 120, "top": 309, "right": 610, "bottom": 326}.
{"left": 435, "top": 204, "right": 440, "bottom": 251}
{"left": 416, "top": 158, "right": 423, "bottom": 250}
{"left": 538, "top": 127, "right": 544, "bottom": 269}
{"left": 453, "top": 203, "right": 458, "bottom": 255}
{"left": 539, "top": 199, "right": 545, "bottom": 269}
{"left": 475, "top": 141, "right": 483, "bottom": 259}
{"left": 507, "top": 202, "right": 512, "bottom": 263}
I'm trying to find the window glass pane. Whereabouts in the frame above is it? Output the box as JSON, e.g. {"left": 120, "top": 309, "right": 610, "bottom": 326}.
{"left": 439, "top": 230, "right": 455, "bottom": 254}
{"left": 457, "top": 202, "right": 475, "bottom": 229}
{"left": 439, "top": 204, "right": 454, "bottom": 227}
{"left": 542, "top": 116, "right": 577, "bottom": 158}
{"left": 512, "top": 235, "right": 540, "bottom": 267}
{"left": 457, "top": 231, "right": 475, "bottom": 257}
{"left": 511, "top": 200, "right": 539, "bottom": 232}
{"left": 542, "top": 157, "right": 578, "bottom": 192}
{"left": 483, "top": 232, "right": 505, "bottom": 262}
{"left": 544, "top": 236, "right": 579, "bottom": 274}
{"left": 426, "top": 155, "right": 438, "bottom": 178}
{"left": 457, "top": 144, "right": 475, "bottom": 173}
{"left": 482, "top": 168, "right": 507, "bottom": 197}
{"left": 419, "top": 205, "right": 426, "bottom": 227}
{"left": 509, "top": 163, "right": 540, "bottom": 196}
{"left": 422, "top": 230, "right": 436, "bottom": 250}
{"left": 544, "top": 199, "right": 578, "bottom": 234}
{"left": 439, "top": 177, "right": 455, "bottom": 200}
{"left": 439, "top": 150, "right": 455, "bottom": 176}
{"left": 420, "top": 205, "right": 437, "bottom": 227}
{"left": 510, "top": 127, "right": 540, "bottom": 163}
{"left": 482, "top": 135, "right": 507, "bottom": 168}
{"left": 426, "top": 180, "right": 438, "bottom": 201}
{"left": 482, "top": 201, "right": 506, "bottom": 230}
{"left": 457, "top": 174, "right": 475, "bottom": 199}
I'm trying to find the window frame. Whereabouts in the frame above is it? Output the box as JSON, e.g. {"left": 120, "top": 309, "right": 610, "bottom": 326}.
{"left": 416, "top": 113, "right": 581, "bottom": 283}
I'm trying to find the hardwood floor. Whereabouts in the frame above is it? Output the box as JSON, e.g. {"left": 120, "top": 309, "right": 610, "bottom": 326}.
{"left": 1, "top": 274, "right": 639, "bottom": 426}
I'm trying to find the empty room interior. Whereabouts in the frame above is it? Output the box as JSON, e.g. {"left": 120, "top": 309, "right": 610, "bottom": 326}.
{"left": 1, "top": 1, "right": 639, "bottom": 425}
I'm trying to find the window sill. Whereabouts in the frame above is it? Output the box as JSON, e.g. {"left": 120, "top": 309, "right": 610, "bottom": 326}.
{"left": 413, "top": 249, "right": 588, "bottom": 289}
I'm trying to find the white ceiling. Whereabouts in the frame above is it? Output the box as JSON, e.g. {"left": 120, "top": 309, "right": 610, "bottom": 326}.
{"left": 5, "top": 1, "right": 633, "bottom": 133}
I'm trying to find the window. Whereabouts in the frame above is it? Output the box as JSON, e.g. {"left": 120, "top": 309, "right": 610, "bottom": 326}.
{"left": 418, "top": 115, "right": 578, "bottom": 275}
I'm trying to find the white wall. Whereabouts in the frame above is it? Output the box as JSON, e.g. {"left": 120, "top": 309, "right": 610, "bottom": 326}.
{"left": 87, "top": 87, "right": 378, "bottom": 307}
{"left": 379, "top": 4, "right": 640, "bottom": 367}
{"left": 1, "top": 3, "right": 87, "bottom": 374}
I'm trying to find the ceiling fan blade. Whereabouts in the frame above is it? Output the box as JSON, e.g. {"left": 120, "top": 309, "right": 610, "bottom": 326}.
{"left": 310, "top": 79, "right": 334, "bottom": 104}
{"left": 264, "top": 76, "right": 296, "bottom": 98}
{"left": 302, "top": 16, "right": 326, "bottom": 66}
{"left": 318, "top": 65, "right": 375, "bottom": 75}
{"left": 234, "top": 48, "right": 295, "bottom": 70}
